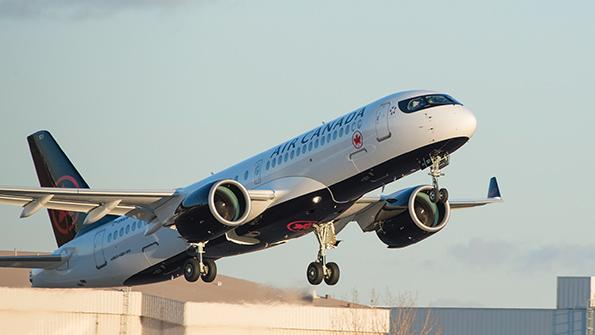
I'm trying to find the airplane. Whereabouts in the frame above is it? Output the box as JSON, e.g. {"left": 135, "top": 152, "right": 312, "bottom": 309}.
{"left": 0, "top": 90, "right": 501, "bottom": 288}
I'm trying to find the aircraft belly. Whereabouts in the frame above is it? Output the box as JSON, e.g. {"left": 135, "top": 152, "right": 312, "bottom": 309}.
{"left": 206, "top": 186, "right": 352, "bottom": 258}
{"left": 206, "top": 137, "right": 470, "bottom": 258}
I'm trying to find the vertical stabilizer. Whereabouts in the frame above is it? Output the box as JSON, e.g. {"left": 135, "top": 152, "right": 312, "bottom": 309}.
{"left": 27, "top": 131, "right": 90, "bottom": 247}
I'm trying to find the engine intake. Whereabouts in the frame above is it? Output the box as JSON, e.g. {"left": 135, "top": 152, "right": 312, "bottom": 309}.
{"left": 375, "top": 185, "right": 450, "bottom": 248}
{"left": 175, "top": 180, "right": 251, "bottom": 242}
{"left": 208, "top": 180, "right": 250, "bottom": 226}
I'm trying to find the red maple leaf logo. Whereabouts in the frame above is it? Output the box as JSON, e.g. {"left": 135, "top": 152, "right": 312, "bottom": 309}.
{"left": 49, "top": 175, "right": 81, "bottom": 235}
{"left": 352, "top": 131, "right": 363, "bottom": 149}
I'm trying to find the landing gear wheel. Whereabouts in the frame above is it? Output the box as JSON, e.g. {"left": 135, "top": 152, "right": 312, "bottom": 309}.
{"left": 324, "top": 262, "right": 340, "bottom": 286}
{"left": 428, "top": 152, "right": 449, "bottom": 203}
{"left": 183, "top": 258, "right": 200, "bottom": 282}
{"left": 201, "top": 259, "right": 217, "bottom": 283}
{"left": 439, "top": 188, "right": 449, "bottom": 203}
{"left": 307, "top": 262, "right": 324, "bottom": 285}
{"left": 429, "top": 189, "right": 439, "bottom": 203}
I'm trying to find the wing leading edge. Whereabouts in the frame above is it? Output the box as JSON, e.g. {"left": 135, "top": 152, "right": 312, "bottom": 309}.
{"left": 448, "top": 177, "right": 502, "bottom": 209}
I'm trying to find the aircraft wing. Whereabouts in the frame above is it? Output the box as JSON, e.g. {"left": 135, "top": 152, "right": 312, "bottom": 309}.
{"left": 352, "top": 177, "right": 502, "bottom": 210}
{"left": 0, "top": 186, "right": 277, "bottom": 233}
{"left": 332, "top": 177, "right": 502, "bottom": 233}
{"left": 0, "top": 254, "right": 67, "bottom": 269}
{"left": 0, "top": 186, "right": 181, "bottom": 224}
{"left": 448, "top": 177, "right": 502, "bottom": 209}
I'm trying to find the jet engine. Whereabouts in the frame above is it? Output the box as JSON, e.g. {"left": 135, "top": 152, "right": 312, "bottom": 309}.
{"left": 375, "top": 185, "right": 450, "bottom": 248}
{"left": 174, "top": 179, "right": 251, "bottom": 242}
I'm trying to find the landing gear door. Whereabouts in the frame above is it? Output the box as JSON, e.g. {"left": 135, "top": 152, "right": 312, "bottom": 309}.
{"left": 375, "top": 102, "right": 391, "bottom": 142}
{"left": 93, "top": 230, "right": 107, "bottom": 270}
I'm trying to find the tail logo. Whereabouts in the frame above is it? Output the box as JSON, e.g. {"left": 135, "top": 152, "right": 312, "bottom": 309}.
{"left": 49, "top": 175, "right": 81, "bottom": 235}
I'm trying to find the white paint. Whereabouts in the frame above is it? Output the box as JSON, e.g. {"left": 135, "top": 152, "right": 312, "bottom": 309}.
{"left": 20, "top": 89, "right": 476, "bottom": 287}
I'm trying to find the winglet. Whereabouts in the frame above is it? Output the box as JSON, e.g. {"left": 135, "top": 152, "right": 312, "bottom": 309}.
{"left": 487, "top": 177, "right": 501, "bottom": 199}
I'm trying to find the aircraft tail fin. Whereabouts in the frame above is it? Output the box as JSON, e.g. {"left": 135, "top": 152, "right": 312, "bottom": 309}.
{"left": 27, "top": 130, "right": 90, "bottom": 247}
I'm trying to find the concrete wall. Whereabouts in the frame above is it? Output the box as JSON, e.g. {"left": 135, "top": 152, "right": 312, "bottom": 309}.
{"left": 0, "top": 287, "right": 389, "bottom": 335}
{"left": 1, "top": 285, "right": 592, "bottom": 335}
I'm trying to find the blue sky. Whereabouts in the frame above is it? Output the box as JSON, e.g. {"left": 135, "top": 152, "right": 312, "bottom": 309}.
{"left": 1, "top": 0, "right": 594, "bottom": 308}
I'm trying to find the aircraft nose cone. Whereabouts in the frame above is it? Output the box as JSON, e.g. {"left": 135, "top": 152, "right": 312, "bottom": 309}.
{"left": 460, "top": 106, "right": 477, "bottom": 139}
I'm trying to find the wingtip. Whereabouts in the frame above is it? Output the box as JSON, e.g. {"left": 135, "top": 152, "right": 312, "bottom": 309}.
{"left": 488, "top": 177, "right": 502, "bottom": 199}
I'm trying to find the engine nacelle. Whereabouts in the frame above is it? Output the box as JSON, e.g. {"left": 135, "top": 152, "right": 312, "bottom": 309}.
{"left": 375, "top": 185, "right": 450, "bottom": 248}
{"left": 174, "top": 179, "right": 251, "bottom": 242}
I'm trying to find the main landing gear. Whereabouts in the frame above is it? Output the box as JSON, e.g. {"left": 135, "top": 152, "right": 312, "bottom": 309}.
{"left": 306, "top": 222, "right": 340, "bottom": 286}
{"left": 428, "top": 152, "right": 450, "bottom": 204}
{"left": 183, "top": 242, "right": 217, "bottom": 283}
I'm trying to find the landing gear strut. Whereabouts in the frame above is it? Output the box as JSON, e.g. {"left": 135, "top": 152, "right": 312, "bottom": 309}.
{"left": 428, "top": 152, "right": 450, "bottom": 204}
{"left": 306, "top": 222, "right": 340, "bottom": 286}
{"left": 184, "top": 242, "right": 217, "bottom": 283}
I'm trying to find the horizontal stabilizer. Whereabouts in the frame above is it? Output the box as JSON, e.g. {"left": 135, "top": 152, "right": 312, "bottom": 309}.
{"left": 0, "top": 255, "right": 67, "bottom": 269}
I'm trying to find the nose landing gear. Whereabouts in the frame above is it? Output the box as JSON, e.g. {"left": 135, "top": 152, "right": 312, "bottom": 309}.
{"left": 428, "top": 152, "right": 450, "bottom": 204}
{"left": 183, "top": 242, "right": 217, "bottom": 283}
{"left": 306, "top": 222, "right": 341, "bottom": 286}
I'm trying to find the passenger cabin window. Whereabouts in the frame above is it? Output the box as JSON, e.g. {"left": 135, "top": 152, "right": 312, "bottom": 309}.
{"left": 398, "top": 94, "right": 461, "bottom": 113}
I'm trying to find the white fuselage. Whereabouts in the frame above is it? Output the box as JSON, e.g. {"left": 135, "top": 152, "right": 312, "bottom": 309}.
{"left": 31, "top": 90, "right": 477, "bottom": 287}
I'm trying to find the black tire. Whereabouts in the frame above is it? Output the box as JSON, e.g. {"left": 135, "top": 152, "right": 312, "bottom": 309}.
{"left": 324, "top": 262, "right": 340, "bottom": 286}
{"left": 429, "top": 189, "right": 439, "bottom": 203}
{"left": 439, "top": 188, "right": 449, "bottom": 203}
{"left": 201, "top": 259, "right": 217, "bottom": 283}
{"left": 307, "top": 262, "right": 324, "bottom": 285}
{"left": 183, "top": 258, "right": 200, "bottom": 282}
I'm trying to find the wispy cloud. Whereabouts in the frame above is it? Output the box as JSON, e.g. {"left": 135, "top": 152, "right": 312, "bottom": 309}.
{"left": 449, "top": 238, "right": 518, "bottom": 269}
{"left": 0, "top": 0, "right": 190, "bottom": 20}
{"left": 449, "top": 238, "right": 595, "bottom": 275}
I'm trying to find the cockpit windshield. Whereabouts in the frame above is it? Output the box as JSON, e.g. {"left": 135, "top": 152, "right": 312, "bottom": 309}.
{"left": 398, "top": 94, "right": 461, "bottom": 113}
